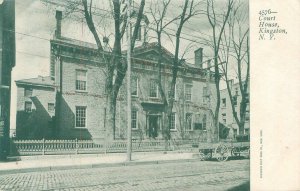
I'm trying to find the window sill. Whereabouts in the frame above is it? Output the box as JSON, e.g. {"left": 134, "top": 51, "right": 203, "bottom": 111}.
{"left": 194, "top": 129, "right": 207, "bottom": 131}
{"left": 75, "top": 90, "right": 88, "bottom": 93}
{"left": 149, "top": 96, "right": 159, "bottom": 99}
{"left": 132, "top": 128, "right": 139, "bottom": 131}
{"left": 170, "top": 129, "right": 177, "bottom": 132}
{"left": 75, "top": 127, "right": 87, "bottom": 130}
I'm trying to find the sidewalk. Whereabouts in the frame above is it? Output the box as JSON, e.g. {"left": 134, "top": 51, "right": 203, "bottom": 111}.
{"left": 0, "top": 151, "right": 199, "bottom": 174}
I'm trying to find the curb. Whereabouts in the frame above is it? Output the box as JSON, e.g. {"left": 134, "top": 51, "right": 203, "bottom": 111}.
{"left": 0, "top": 158, "right": 199, "bottom": 175}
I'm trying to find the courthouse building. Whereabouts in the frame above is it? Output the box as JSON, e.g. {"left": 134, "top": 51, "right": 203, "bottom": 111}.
{"left": 15, "top": 10, "right": 217, "bottom": 141}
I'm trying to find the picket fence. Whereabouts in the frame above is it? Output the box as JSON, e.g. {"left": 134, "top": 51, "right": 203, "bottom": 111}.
{"left": 11, "top": 139, "right": 197, "bottom": 156}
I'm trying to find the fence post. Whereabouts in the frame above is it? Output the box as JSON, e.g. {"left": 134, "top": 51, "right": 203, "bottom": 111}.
{"left": 75, "top": 138, "right": 78, "bottom": 154}
{"left": 42, "top": 138, "right": 45, "bottom": 155}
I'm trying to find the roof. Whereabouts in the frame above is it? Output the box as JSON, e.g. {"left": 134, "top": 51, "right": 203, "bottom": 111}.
{"left": 15, "top": 76, "right": 54, "bottom": 88}
{"left": 132, "top": 42, "right": 174, "bottom": 58}
{"left": 51, "top": 37, "right": 202, "bottom": 71}
{"left": 52, "top": 36, "right": 98, "bottom": 50}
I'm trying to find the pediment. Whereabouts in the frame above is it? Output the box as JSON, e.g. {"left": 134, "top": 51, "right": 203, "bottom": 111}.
{"left": 133, "top": 49, "right": 173, "bottom": 63}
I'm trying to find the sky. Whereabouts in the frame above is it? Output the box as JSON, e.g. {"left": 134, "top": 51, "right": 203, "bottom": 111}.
{"left": 10, "top": 0, "right": 249, "bottom": 132}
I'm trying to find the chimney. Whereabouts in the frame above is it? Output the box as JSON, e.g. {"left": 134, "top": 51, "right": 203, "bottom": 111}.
{"left": 194, "top": 48, "right": 203, "bottom": 68}
{"left": 55, "top": 10, "right": 62, "bottom": 38}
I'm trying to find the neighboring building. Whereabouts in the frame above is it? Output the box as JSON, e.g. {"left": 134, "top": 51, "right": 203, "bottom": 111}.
{"left": 16, "top": 10, "right": 217, "bottom": 141}
{"left": 15, "top": 76, "right": 56, "bottom": 139}
{"left": 0, "top": 0, "right": 15, "bottom": 159}
{"left": 220, "top": 81, "right": 250, "bottom": 138}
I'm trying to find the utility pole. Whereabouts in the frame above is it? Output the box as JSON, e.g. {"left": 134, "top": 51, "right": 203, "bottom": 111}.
{"left": 205, "top": 60, "right": 212, "bottom": 143}
{"left": 126, "top": 0, "right": 132, "bottom": 162}
{"left": 0, "top": 0, "right": 15, "bottom": 161}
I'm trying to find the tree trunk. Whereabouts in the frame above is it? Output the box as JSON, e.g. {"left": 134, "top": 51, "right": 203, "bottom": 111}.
{"left": 238, "top": 95, "right": 247, "bottom": 135}
{"left": 213, "top": 58, "right": 221, "bottom": 143}
{"left": 106, "top": 95, "right": 116, "bottom": 141}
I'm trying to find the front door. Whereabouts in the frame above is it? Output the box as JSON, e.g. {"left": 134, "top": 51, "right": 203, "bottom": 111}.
{"left": 149, "top": 115, "right": 159, "bottom": 138}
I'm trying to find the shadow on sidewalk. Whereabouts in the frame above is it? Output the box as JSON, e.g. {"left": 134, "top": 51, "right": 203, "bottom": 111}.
{"left": 226, "top": 181, "right": 250, "bottom": 191}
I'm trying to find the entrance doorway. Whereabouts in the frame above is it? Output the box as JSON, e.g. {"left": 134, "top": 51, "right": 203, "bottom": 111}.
{"left": 148, "top": 115, "right": 159, "bottom": 138}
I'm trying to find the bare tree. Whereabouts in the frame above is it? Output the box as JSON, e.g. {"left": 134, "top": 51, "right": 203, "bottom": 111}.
{"left": 220, "top": 2, "right": 249, "bottom": 136}
{"left": 206, "top": 0, "right": 234, "bottom": 142}
{"left": 44, "top": 0, "right": 145, "bottom": 140}
{"left": 149, "top": 0, "right": 200, "bottom": 142}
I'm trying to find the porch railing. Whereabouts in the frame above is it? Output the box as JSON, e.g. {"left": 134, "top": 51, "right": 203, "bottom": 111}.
{"left": 10, "top": 139, "right": 196, "bottom": 156}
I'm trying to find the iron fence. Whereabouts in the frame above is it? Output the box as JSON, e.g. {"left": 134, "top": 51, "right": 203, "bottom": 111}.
{"left": 10, "top": 139, "right": 196, "bottom": 156}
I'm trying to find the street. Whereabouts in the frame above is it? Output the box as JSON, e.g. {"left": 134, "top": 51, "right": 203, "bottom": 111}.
{"left": 0, "top": 159, "right": 249, "bottom": 191}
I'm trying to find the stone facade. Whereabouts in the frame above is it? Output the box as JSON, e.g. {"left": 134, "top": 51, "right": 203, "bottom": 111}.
{"left": 49, "top": 36, "right": 216, "bottom": 141}
{"left": 15, "top": 10, "right": 218, "bottom": 141}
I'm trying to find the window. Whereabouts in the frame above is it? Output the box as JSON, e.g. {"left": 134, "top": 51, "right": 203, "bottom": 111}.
{"left": 245, "top": 128, "right": 250, "bottom": 135}
{"left": 149, "top": 79, "right": 158, "bottom": 98}
{"left": 222, "top": 98, "right": 226, "bottom": 107}
{"left": 170, "top": 113, "right": 176, "bottom": 130}
{"left": 202, "top": 114, "right": 207, "bottom": 130}
{"left": 75, "top": 106, "right": 86, "bottom": 128}
{"left": 48, "top": 103, "right": 55, "bottom": 112}
{"left": 131, "top": 110, "right": 138, "bottom": 129}
{"left": 245, "top": 93, "right": 249, "bottom": 103}
{"left": 24, "top": 87, "right": 32, "bottom": 97}
{"left": 245, "top": 111, "right": 250, "bottom": 121}
{"left": 203, "top": 87, "right": 209, "bottom": 103}
{"left": 233, "top": 95, "right": 237, "bottom": 106}
{"left": 131, "top": 77, "right": 138, "bottom": 96}
{"left": 222, "top": 113, "right": 226, "bottom": 124}
{"left": 25, "top": 101, "right": 32, "bottom": 112}
{"left": 76, "top": 70, "right": 87, "bottom": 91}
{"left": 185, "top": 84, "right": 192, "bottom": 101}
{"left": 194, "top": 114, "right": 202, "bottom": 130}
{"left": 235, "top": 87, "right": 239, "bottom": 96}
{"left": 186, "top": 113, "right": 193, "bottom": 131}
